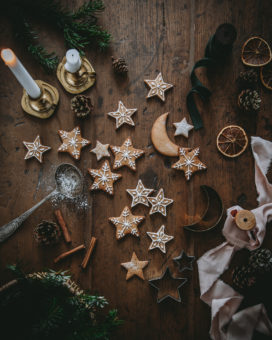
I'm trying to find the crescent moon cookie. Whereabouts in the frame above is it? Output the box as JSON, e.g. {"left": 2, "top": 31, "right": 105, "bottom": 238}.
{"left": 151, "top": 113, "right": 180, "bottom": 157}
{"left": 110, "top": 137, "right": 144, "bottom": 171}
{"left": 107, "top": 101, "right": 137, "bottom": 129}
{"left": 121, "top": 252, "right": 149, "bottom": 280}
{"left": 144, "top": 72, "right": 173, "bottom": 102}
{"left": 23, "top": 135, "right": 51, "bottom": 163}
{"left": 172, "top": 147, "right": 206, "bottom": 181}
{"left": 88, "top": 160, "right": 122, "bottom": 195}
{"left": 109, "top": 206, "right": 145, "bottom": 240}
{"left": 147, "top": 225, "right": 174, "bottom": 253}
{"left": 58, "top": 126, "right": 90, "bottom": 160}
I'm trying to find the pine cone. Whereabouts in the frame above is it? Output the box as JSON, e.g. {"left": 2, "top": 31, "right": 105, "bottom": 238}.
{"left": 111, "top": 56, "right": 128, "bottom": 75}
{"left": 71, "top": 95, "right": 93, "bottom": 119}
{"left": 232, "top": 265, "right": 256, "bottom": 291}
{"left": 238, "top": 89, "right": 261, "bottom": 112}
{"left": 33, "top": 220, "right": 61, "bottom": 246}
{"left": 238, "top": 69, "right": 258, "bottom": 88}
{"left": 249, "top": 248, "right": 272, "bottom": 274}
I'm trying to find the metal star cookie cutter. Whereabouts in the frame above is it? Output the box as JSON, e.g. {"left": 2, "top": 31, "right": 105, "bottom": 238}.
{"left": 148, "top": 267, "right": 187, "bottom": 303}
{"left": 173, "top": 251, "right": 195, "bottom": 272}
{"left": 183, "top": 185, "right": 224, "bottom": 232}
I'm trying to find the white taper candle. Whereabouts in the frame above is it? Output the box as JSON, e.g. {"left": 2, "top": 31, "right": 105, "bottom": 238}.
{"left": 64, "top": 49, "right": 81, "bottom": 73}
{"left": 1, "top": 48, "right": 41, "bottom": 99}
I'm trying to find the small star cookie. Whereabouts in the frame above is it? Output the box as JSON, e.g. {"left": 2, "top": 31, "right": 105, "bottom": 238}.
{"left": 88, "top": 160, "right": 122, "bottom": 195}
{"left": 121, "top": 252, "right": 149, "bottom": 280}
{"left": 147, "top": 225, "right": 174, "bottom": 253}
{"left": 173, "top": 117, "right": 193, "bottom": 138}
{"left": 110, "top": 137, "right": 144, "bottom": 171}
{"left": 91, "top": 140, "right": 110, "bottom": 161}
{"left": 144, "top": 72, "right": 173, "bottom": 102}
{"left": 107, "top": 101, "right": 137, "bottom": 129}
{"left": 109, "top": 206, "right": 145, "bottom": 240}
{"left": 126, "top": 180, "right": 153, "bottom": 207}
{"left": 58, "top": 126, "right": 90, "bottom": 160}
{"left": 23, "top": 135, "right": 51, "bottom": 163}
{"left": 172, "top": 147, "right": 206, "bottom": 181}
{"left": 148, "top": 189, "right": 173, "bottom": 216}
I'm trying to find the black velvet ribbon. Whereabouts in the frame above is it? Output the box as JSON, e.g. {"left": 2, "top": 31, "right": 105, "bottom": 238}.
{"left": 186, "top": 24, "right": 237, "bottom": 130}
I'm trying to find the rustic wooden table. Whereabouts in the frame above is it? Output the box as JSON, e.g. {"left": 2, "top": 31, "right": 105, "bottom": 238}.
{"left": 1, "top": 1, "right": 272, "bottom": 339}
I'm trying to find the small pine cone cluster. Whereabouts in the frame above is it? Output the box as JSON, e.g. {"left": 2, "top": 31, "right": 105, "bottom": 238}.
{"left": 71, "top": 95, "right": 93, "bottom": 119}
{"left": 249, "top": 248, "right": 272, "bottom": 274}
{"left": 232, "top": 248, "right": 272, "bottom": 291}
{"left": 33, "top": 220, "right": 61, "bottom": 246}
{"left": 238, "top": 89, "right": 261, "bottom": 112}
{"left": 232, "top": 265, "right": 256, "bottom": 291}
{"left": 238, "top": 69, "right": 258, "bottom": 87}
{"left": 111, "top": 56, "right": 128, "bottom": 75}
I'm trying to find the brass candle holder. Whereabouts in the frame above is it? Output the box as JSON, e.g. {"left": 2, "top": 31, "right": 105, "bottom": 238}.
{"left": 21, "top": 80, "right": 59, "bottom": 119}
{"left": 56, "top": 56, "right": 96, "bottom": 94}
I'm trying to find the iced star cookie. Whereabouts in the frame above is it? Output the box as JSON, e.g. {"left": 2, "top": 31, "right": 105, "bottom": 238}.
{"left": 126, "top": 179, "right": 153, "bottom": 207}
{"left": 91, "top": 140, "right": 110, "bottom": 161}
{"left": 144, "top": 72, "right": 173, "bottom": 102}
{"left": 109, "top": 206, "right": 145, "bottom": 240}
{"left": 23, "top": 135, "right": 51, "bottom": 163}
{"left": 172, "top": 147, "right": 206, "bottom": 180}
{"left": 173, "top": 117, "right": 193, "bottom": 138}
{"left": 107, "top": 101, "right": 137, "bottom": 129}
{"left": 58, "top": 126, "right": 90, "bottom": 160}
{"left": 147, "top": 225, "right": 174, "bottom": 253}
{"left": 110, "top": 137, "right": 144, "bottom": 171}
{"left": 88, "top": 160, "right": 122, "bottom": 195}
{"left": 148, "top": 189, "right": 173, "bottom": 216}
{"left": 121, "top": 252, "right": 149, "bottom": 280}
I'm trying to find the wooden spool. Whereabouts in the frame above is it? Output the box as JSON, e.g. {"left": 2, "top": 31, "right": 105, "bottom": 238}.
{"left": 235, "top": 210, "right": 256, "bottom": 231}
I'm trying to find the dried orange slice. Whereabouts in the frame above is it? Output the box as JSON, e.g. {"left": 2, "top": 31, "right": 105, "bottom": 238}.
{"left": 216, "top": 125, "right": 248, "bottom": 158}
{"left": 241, "top": 37, "right": 272, "bottom": 67}
{"left": 260, "top": 62, "right": 272, "bottom": 90}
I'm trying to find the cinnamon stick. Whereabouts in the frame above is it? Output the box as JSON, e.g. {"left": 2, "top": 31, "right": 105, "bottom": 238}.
{"left": 54, "top": 209, "right": 71, "bottom": 243}
{"left": 54, "top": 244, "right": 85, "bottom": 263}
{"left": 81, "top": 237, "right": 97, "bottom": 269}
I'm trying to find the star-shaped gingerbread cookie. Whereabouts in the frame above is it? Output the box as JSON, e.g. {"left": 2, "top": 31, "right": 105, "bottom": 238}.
{"left": 121, "top": 252, "right": 149, "bottom": 280}
{"left": 88, "top": 160, "right": 122, "bottom": 195}
{"left": 148, "top": 189, "right": 173, "bottom": 216}
{"left": 91, "top": 140, "right": 110, "bottom": 161}
{"left": 23, "top": 135, "right": 51, "bottom": 163}
{"left": 58, "top": 126, "right": 90, "bottom": 160}
{"left": 110, "top": 137, "right": 144, "bottom": 171}
{"left": 107, "top": 101, "right": 137, "bottom": 129}
{"left": 109, "top": 206, "right": 145, "bottom": 240}
{"left": 173, "top": 117, "right": 194, "bottom": 138}
{"left": 147, "top": 225, "right": 174, "bottom": 253}
{"left": 172, "top": 147, "right": 206, "bottom": 181}
{"left": 126, "top": 180, "right": 153, "bottom": 207}
{"left": 144, "top": 72, "right": 173, "bottom": 102}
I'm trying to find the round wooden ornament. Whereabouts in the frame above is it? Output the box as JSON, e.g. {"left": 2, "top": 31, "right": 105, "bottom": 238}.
{"left": 235, "top": 210, "right": 256, "bottom": 231}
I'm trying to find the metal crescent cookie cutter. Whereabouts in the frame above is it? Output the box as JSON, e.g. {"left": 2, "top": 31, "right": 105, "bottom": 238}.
{"left": 183, "top": 185, "right": 224, "bottom": 233}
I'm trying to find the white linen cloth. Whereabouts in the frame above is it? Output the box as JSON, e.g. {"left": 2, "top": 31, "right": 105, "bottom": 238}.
{"left": 197, "top": 137, "right": 272, "bottom": 340}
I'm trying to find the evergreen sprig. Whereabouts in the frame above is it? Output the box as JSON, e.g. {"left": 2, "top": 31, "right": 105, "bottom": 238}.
{"left": 0, "top": 267, "right": 122, "bottom": 340}
{"left": 1, "top": 0, "right": 110, "bottom": 73}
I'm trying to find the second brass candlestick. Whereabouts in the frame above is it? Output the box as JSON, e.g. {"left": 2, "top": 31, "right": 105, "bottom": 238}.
{"left": 57, "top": 56, "right": 96, "bottom": 94}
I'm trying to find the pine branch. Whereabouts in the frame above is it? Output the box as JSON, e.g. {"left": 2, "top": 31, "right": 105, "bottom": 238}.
{"left": 2, "top": 0, "right": 111, "bottom": 72}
